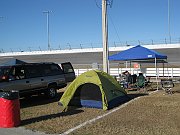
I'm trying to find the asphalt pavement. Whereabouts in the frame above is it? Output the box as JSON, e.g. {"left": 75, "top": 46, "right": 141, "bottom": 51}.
{"left": 0, "top": 127, "right": 49, "bottom": 135}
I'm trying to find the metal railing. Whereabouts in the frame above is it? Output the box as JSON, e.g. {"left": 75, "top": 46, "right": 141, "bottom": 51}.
{"left": 1, "top": 38, "right": 180, "bottom": 53}
{"left": 74, "top": 67, "right": 180, "bottom": 78}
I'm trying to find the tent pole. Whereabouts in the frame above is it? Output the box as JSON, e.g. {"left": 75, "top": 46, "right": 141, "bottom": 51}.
{"left": 167, "top": 58, "right": 170, "bottom": 79}
{"left": 163, "top": 61, "right": 164, "bottom": 78}
{"left": 118, "top": 63, "right": 119, "bottom": 75}
{"left": 155, "top": 58, "right": 158, "bottom": 90}
{"left": 130, "top": 61, "right": 132, "bottom": 74}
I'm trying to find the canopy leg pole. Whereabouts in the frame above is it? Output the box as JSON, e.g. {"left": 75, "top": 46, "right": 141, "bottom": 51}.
{"left": 163, "top": 62, "right": 164, "bottom": 78}
{"left": 118, "top": 63, "right": 120, "bottom": 76}
{"left": 167, "top": 59, "right": 170, "bottom": 79}
{"left": 130, "top": 61, "right": 132, "bottom": 74}
{"left": 155, "top": 58, "right": 158, "bottom": 90}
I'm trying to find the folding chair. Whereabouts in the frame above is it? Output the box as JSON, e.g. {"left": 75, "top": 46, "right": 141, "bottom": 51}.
{"left": 136, "top": 75, "right": 146, "bottom": 92}
{"left": 145, "top": 77, "right": 153, "bottom": 90}
{"left": 161, "top": 79, "right": 174, "bottom": 94}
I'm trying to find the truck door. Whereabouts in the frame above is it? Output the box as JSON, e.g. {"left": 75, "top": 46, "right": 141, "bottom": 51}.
{"left": 61, "top": 62, "right": 75, "bottom": 82}
{"left": 25, "top": 65, "right": 45, "bottom": 91}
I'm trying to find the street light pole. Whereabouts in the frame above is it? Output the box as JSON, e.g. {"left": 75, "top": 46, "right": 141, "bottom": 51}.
{"left": 168, "top": 0, "right": 171, "bottom": 43}
{"left": 102, "top": 0, "right": 109, "bottom": 73}
{"left": 43, "top": 11, "right": 51, "bottom": 50}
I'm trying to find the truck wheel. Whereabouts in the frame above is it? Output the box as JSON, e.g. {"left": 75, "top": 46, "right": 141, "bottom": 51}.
{"left": 46, "top": 86, "right": 57, "bottom": 98}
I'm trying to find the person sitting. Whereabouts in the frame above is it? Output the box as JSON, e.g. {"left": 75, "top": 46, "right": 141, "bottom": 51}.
{"left": 122, "top": 71, "right": 132, "bottom": 89}
{"left": 131, "top": 74, "right": 137, "bottom": 88}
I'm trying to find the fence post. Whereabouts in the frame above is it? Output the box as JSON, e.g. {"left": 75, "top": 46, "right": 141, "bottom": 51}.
{"left": 170, "top": 36, "right": 172, "bottom": 44}
{"left": 138, "top": 40, "right": 141, "bottom": 45}
{"left": 91, "top": 43, "right": 93, "bottom": 49}
{"left": 39, "top": 46, "right": 42, "bottom": 51}
{"left": 114, "top": 42, "right": 116, "bottom": 47}
{"left": 165, "top": 38, "right": 167, "bottom": 44}
{"left": 67, "top": 43, "right": 71, "bottom": 50}
{"left": 151, "top": 40, "right": 154, "bottom": 45}
{"left": 77, "top": 69, "right": 79, "bottom": 76}
{"left": 80, "top": 44, "right": 82, "bottom": 49}
{"left": 126, "top": 41, "right": 128, "bottom": 46}
{"left": 58, "top": 45, "right": 61, "bottom": 50}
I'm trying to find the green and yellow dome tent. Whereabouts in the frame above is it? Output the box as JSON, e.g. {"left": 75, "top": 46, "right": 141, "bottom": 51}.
{"left": 59, "top": 70, "right": 128, "bottom": 111}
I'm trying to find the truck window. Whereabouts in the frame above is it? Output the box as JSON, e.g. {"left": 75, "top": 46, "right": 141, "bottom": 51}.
{"left": 61, "top": 63, "right": 74, "bottom": 74}
{"left": 43, "top": 64, "right": 63, "bottom": 76}
{"left": 0, "top": 67, "right": 11, "bottom": 76}
{"left": 0, "top": 66, "right": 11, "bottom": 82}
{"left": 8, "top": 66, "right": 26, "bottom": 80}
{"left": 25, "top": 65, "right": 42, "bottom": 78}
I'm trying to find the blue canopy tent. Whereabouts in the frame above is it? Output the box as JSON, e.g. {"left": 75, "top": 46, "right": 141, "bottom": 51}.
{"left": 109, "top": 45, "right": 167, "bottom": 61}
{"left": 109, "top": 45, "right": 168, "bottom": 89}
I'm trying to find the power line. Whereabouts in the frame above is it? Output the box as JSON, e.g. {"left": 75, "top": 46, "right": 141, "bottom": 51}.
{"left": 107, "top": 0, "right": 113, "bottom": 8}
{"left": 94, "top": 1, "right": 120, "bottom": 44}
{"left": 108, "top": 13, "right": 122, "bottom": 44}
{"left": 94, "top": 0, "right": 113, "bottom": 9}
{"left": 94, "top": 0, "right": 101, "bottom": 9}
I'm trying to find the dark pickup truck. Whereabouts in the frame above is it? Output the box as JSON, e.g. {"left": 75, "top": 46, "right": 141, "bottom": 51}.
{"left": 0, "top": 62, "right": 75, "bottom": 98}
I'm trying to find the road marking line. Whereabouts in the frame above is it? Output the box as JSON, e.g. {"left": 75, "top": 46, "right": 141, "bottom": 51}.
{"left": 60, "top": 90, "right": 158, "bottom": 135}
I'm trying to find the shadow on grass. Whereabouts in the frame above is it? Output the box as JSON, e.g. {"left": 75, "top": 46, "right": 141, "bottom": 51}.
{"left": 20, "top": 92, "right": 64, "bottom": 109}
{"left": 174, "top": 90, "right": 180, "bottom": 93}
{"left": 127, "top": 93, "right": 149, "bottom": 99}
{"left": 107, "top": 92, "right": 149, "bottom": 110}
{"left": 21, "top": 108, "right": 84, "bottom": 126}
{"left": 108, "top": 92, "right": 148, "bottom": 110}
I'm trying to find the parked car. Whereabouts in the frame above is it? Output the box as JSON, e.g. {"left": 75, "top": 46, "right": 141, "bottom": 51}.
{"left": 0, "top": 62, "right": 75, "bottom": 98}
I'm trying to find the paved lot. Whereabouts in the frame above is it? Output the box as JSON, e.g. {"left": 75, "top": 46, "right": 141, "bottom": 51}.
{"left": 0, "top": 127, "right": 47, "bottom": 135}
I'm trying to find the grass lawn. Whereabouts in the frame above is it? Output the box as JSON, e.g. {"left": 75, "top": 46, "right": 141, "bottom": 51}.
{"left": 20, "top": 84, "right": 180, "bottom": 135}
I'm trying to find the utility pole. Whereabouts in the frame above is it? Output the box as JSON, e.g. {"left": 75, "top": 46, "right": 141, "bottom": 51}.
{"left": 43, "top": 11, "right": 51, "bottom": 50}
{"left": 102, "top": 0, "right": 109, "bottom": 73}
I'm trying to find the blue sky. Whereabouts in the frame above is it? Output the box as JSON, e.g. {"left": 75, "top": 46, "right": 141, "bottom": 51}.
{"left": 0, "top": 0, "right": 180, "bottom": 52}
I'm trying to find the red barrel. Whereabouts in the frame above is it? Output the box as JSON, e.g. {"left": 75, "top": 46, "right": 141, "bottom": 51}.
{"left": 0, "top": 91, "right": 20, "bottom": 128}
